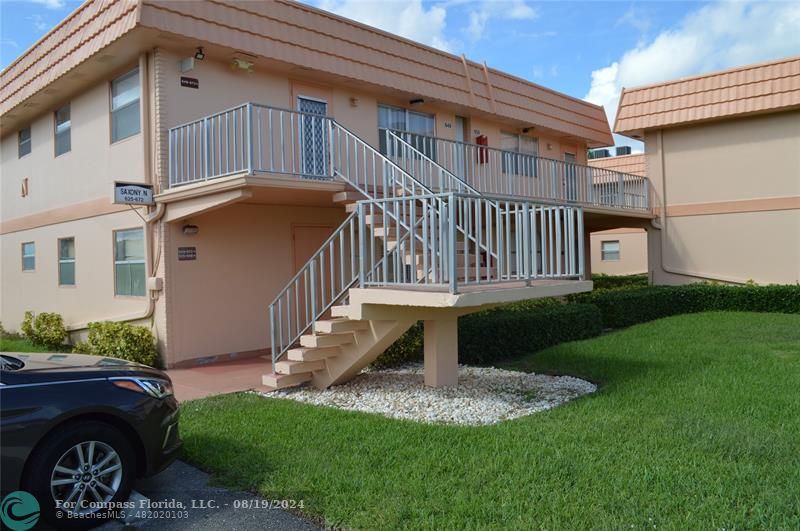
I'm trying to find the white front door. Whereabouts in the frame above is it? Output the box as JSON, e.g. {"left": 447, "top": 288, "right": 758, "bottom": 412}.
{"left": 298, "top": 97, "right": 328, "bottom": 177}
{"left": 455, "top": 116, "right": 466, "bottom": 177}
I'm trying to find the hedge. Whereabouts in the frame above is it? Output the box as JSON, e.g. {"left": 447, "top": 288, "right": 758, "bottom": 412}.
{"left": 590, "top": 273, "right": 649, "bottom": 291}
{"left": 572, "top": 284, "right": 800, "bottom": 328}
{"left": 372, "top": 303, "right": 603, "bottom": 368}
{"left": 21, "top": 311, "right": 68, "bottom": 349}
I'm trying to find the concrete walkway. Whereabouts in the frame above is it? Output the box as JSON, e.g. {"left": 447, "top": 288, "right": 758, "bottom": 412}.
{"left": 167, "top": 357, "right": 274, "bottom": 401}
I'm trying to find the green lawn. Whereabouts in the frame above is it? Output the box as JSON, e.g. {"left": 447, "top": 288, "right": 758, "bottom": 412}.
{"left": 0, "top": 337, "right": 72, "bottom": 353}
{"left": 180, "top": 312, "right": 800, "bottom": 529}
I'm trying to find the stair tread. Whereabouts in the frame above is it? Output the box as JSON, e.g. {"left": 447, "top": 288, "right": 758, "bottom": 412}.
{"left": 287, "top": 346, "right": 341, "bottom": 361}
{"left": 275, "top": 359, "right": 326, "bottom": 374}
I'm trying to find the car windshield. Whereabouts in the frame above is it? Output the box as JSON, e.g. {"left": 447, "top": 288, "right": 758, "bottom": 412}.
{"left": 0, "top": 355, "right": 25, "bottom": 371}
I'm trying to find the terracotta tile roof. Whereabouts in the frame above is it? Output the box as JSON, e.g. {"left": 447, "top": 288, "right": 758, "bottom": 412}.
{"left": 588, "top": 154, "right": 646, "bottom": 177}
{"left": 1, "top": 0, "right": 613, "bottom": 146}
{"left": 614, "top": 56, "right": 800, "bottom": 137}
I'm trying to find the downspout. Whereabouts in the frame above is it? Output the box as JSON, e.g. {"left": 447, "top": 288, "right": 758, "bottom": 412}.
{"left": 650, "top": 129, "right": 746, "bottom": 284}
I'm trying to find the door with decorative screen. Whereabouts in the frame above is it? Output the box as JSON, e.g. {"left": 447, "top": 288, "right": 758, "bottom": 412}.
{"left": 298, "top": 97, "right": 329, "bottom": 178}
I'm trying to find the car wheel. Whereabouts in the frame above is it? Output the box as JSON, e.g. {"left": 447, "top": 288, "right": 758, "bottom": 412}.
{"left": 23, "top": 420, "right": 136, "bottom": 529}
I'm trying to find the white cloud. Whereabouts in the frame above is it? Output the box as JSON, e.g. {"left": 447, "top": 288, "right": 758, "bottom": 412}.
{"left": 27, "top": 14, "right": 50, "bottom": 31}
{"left": 28, "top": 0, "right": 65, "bottom": 9}
{"left": 585, "top": 0, "right": 800, "bottom": 147}
{"left": 318, "top": 0, "right": 455, "bottom": 52}
{"left": 466, "top": 0, "right": 537, "bottom": 41}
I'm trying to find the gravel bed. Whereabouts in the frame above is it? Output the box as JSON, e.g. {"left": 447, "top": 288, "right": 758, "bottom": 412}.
{"left": 261, "top": 363, "right": 596, "bottom": 425}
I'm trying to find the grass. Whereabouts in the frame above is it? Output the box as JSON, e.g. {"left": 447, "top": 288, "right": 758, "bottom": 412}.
{"left": 180, "top": 312, "right": 800, "bottom": 529}
{"left": 0, "top": 336, "right": 73, "bottom": 353}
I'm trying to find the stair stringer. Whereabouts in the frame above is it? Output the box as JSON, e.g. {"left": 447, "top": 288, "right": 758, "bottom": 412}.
{"left": 311, "top": 318, "right": 417, "bottom": 389}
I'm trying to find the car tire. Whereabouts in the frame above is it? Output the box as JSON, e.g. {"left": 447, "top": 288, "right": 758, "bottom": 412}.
{"left": 23, "top": 420, "right": 136, "bottom": 530}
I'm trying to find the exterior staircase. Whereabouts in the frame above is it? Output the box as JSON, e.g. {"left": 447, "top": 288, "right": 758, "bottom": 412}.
{"left": 250, "top": 110, "right": 584, "bottom": 391}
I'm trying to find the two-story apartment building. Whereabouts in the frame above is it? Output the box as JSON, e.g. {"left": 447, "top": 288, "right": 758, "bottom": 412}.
{"left": 614, "top": 56, "right": 800, "bottom": 285}
{"left": 1, "top": 0, "right": 654, "bottom": 389}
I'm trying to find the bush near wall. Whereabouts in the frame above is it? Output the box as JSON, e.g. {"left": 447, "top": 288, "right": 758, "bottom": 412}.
{"left": 20, "top": 311, "right": 68, "bottom": 350}
{"left": 590, "top": 273, "right": 649, "bottom": 291}
{"left": 573, "top": 284, "right": 800, "bottom": 328}
{"left": 371, "top": 303, "right": 603, "bottom": 368}
{"left": 74, "top": 321, "right": 159, "bottom": 367}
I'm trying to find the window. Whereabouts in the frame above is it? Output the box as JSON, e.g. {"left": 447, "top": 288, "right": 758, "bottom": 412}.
{"left": 58, "top": 238, "right": 75, "bottom": 285}
{"left": 601, "top": 240, "right": 620, "bottom": 261}
{"left": 114, "top": 229, "right": 145, "bottom": 296}
{"left": 501, "top": 132, "right": 538, "bottom": 175}
{"left": 54, "top": 104, "right": 71, "bottom": 156}
{"left": 378, "top": 104, "right": 436, "bottom": 158}
{"left": 18, "top": 127, "right": 31, "bottom": 158}
{"left": 111, "top": 68, "right": 141, "bottom": 142}
{"left": 21, "top": 242, "right": 35, "bottom": 271}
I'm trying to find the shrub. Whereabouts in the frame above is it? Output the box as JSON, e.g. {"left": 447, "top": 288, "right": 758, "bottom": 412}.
{"left": 19, "top": 311, "right": 67, "bottom": 349}
{"left": 458, "top": 303, "right": 603, "bottom": 365}
{"left": 372, "top": 303, "right": 603, "bottom": 368}
{"left": 74, "top": 321, "right": 158, "bottom": 367}
{"left": 20, "top": 311, "right": 35, "bottom": 340}
{"left": 32, "top": 313, "right": 68, "bottom": 349}
{"left": 574, "top": 284, "right": 800, "bottom": 328}
{"left": 590, "top": 273, "right": 649, "bottom": 291}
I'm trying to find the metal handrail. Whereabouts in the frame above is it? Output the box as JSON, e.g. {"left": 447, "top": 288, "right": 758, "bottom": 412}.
{"left": 379, "top": 127, "right": 652, "bottom": 211}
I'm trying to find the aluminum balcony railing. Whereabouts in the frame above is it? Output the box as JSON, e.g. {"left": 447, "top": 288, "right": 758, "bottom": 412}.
{"left": 268, "top": 191, "right": 584, "bottom": 363}
{"left": 380, "top": 128, "right": 652, "bottom": 211}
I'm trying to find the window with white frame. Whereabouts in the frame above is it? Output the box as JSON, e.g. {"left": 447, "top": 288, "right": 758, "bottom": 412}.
{"left": 114, "top": 229, "right": 145, "bottom": 296}
{"left": 601, "top": 240, "right": 620, "bottom": 261}
{"left": 378, "top": 104, "right": 436, "bottom": 158}
{"left": 54, "top": 104, "right": 71, "bottom": 156}
{"left": 18, "top": 127, "right": 31, "bottom": 158}
{"left": 111, "top": 68, "right": 141, "bottom": 143}
{"left": 58, "top": 237, "right": 75, "bottom": 285}
{"left": 21, "top": 242, "right": 35, "bottom": 271}
{"left": 500, "top": 132, "right": 538, "bottom": 175}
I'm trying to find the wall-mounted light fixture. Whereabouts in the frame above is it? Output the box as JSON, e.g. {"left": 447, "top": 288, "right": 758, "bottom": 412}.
{"left": 231, "top": 57, "right": 254, "bottom": 73}
{"left": 522, "top": 127, "right": 534, "bottom": 133}
{"left": 194, "top": 47, "right": 205, "bottom": 61}
{"left": 182, "top": 224, "right": 199, "bottom": 235}
{"left": 350, "top": 97, "right": 359, "bottom": 108}
{"left": 409, "top": 98, "right": 425, "bottom": 106}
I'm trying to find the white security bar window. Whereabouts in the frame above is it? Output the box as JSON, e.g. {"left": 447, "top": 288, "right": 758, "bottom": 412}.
{"left": 501, "top": 132, "right": 538, "bottom": 175}
{"left": 111, "top": 68, "right": 141, "bottom": 143}
{"left": 18, "top": 127, "right": 31, "bottom": 158}
{"left": 114, "top": 229, "right": 145, "bottom": 296}
{"left": 58, "top": 238, "right": 75, "bottom": 285}
{"left": 601, "top": 240, "right": 620, "bottom": 261}
{"left": 378, "top": 104, "right": 436, "bottom": 158}
{"left": 54, "top": 104, "right": 71, "bottom": 156}
{"left": 21, "top": 242, "right": 35, "bottom": 271}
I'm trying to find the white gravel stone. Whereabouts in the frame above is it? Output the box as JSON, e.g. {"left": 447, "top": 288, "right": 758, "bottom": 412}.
{"left": 259, "top": 363, "right": 596, "bottom": 425}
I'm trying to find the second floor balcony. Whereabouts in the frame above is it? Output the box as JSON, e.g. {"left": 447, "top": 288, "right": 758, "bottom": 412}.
{"left": 168, "top": 103, "right": 653, "bottom": 214}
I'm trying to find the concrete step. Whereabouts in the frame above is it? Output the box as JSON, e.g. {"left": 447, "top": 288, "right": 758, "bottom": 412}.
{"left": 275, "top": 359, "right": 326, "bottom": 375}
{"left": 315, "top": 318, "right": 369, "bottom": 333}
{"left": 287, "top": 346, "right": 341, "bottom": 362}
{"left": 262, "top": 371, "right": 312, "bottom": 389}
{"left": 300, "top": 331, "right": 355, "bottom": 348}
{"left": 333, "top": 191, "right": 366, "bottom": 204}
{"left": 331, "top": 305, "right": 352, "bottom": 318}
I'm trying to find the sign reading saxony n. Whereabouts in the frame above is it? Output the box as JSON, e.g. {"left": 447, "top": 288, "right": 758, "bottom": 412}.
{"left": 114, "top": 182, "right": 154, "bottom": 206}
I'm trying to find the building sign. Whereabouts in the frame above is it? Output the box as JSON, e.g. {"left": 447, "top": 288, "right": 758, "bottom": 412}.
{"left": 113, "top": 182, "right": 154, "bottom": 205}
{"left": 178, "top": 247, "right": 197, "bottom": 261}
{"left": 180, "top": 76, "right": 199, "bottom": 89}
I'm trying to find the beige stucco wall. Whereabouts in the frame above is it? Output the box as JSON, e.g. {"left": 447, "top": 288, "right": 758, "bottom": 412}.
{"left": 591, "top": 228, "right": 647, "bottom": 275}
{"left": 0, "top": 210, "right": 149, "bottom": 332}
{"left": 645, "top": 111, "right": 800, "bottom": 285}
{"left": 165, "top": 202, "right": 346, "bottom": 365}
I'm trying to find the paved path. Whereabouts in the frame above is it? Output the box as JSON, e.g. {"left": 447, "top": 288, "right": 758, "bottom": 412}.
{"left": 95, "top": 460, "right": 319, "bottom": 531}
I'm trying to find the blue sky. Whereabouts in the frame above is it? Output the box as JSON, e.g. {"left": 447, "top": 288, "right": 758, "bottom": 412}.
{"left": 2, "top": 0, "right": 799, "bottom": 148}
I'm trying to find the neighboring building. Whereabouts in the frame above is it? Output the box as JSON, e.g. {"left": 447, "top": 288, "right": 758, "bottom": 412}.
{"left": 615, "top": 56, "right": 800, "bottom": 285}
{"left": 588, "top": 153, "right": 648, "bottom": 275}
{"left": 1, "top": 0, "right": 654, "bottom": 388}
